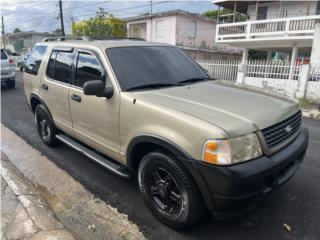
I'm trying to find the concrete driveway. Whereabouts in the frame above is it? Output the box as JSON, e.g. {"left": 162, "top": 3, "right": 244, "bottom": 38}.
{"left": 2, "top": 71, "right": 320, "bottom": 240}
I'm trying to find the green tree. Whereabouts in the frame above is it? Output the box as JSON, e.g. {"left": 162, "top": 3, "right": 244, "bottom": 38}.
{"left": 203, "top": 9, "right": 247, "bottom": 22}
{"left": 13, "top": 28, "right": 21, "bottom": 33}
{"left": 73, "top": 7, "right": 112, "bottom": 38}
{"left": 248, "top": 49, "right": 268, "bottom": 60}
{"left": 52, "top": 28, "right": 62, "bottom": 35}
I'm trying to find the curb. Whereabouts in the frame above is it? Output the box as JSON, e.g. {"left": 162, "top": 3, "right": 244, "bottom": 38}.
{"left": 1, "top": 152, "right": 75, "bottom": 240}
{"left": 1, "top": 124, "right": 146, "bottom": 240}
{"left": 302, "top": 110, "right": 320, "bottom": 120}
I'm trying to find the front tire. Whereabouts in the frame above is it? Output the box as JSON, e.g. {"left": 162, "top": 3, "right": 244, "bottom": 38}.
{"left": 138, "top": 151, "right": 205, "bottom": 229}
{"left": 35, "top": 104, "right": 57, "bottom": 146}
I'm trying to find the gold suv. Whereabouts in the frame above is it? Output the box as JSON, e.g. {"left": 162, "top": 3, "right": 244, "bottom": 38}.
{"left": 24, "top": 39, "right": 309, "bottom": 229}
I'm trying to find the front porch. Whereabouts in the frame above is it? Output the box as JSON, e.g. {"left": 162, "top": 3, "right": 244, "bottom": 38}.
{"left": 216, "top": 15, "right": 320, "bottom": 47}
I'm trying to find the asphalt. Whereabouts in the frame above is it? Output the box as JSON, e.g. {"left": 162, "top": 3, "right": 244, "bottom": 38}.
{"left": 2, "top": 71, "right": 320, "bottom": 240}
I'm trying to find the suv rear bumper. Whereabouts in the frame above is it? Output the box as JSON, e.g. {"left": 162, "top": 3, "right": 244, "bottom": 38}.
{"left": 1, "top": 72, "right": 16, "bottom": 81}
{"left": 184, "top": 127, "right": 309, "bottom": 219}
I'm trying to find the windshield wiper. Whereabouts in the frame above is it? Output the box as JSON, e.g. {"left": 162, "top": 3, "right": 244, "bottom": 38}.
{"left": 126, "top": 83, "right": 178, "bottom": 91}
{"left": 177, "top": 77, "right": 212, "bottom": 85}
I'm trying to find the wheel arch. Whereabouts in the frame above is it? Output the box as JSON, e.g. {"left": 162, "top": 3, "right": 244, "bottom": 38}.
{"left": 126, "top": 135, "right": 215, "bottom": 211}
{"left": 30, "top": 93, "right": 56, "bottom": 128}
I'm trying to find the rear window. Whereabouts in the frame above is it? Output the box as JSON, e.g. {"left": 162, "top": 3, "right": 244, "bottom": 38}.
{"left": 1, "top": 49, "right": 8, "bottom": 60}
{"left": 46, "top": 50, "right": 74, "bottom": 84}
{"left": 25, "top": 45, "right": 47, "bottom": 75}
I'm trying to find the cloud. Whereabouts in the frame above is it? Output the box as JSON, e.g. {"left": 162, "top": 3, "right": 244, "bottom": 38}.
{"left": 2, "top": 0, "right": 215, "bottom": 33}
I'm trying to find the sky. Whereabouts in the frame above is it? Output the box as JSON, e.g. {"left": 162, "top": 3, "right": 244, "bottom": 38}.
{"left": 1, "top": 0, "right": 217, "bottom": 34}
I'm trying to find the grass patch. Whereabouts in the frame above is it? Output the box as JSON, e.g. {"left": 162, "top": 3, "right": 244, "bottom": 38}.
{"left": 298, "top": 98, "right": 319, "bottom": 109}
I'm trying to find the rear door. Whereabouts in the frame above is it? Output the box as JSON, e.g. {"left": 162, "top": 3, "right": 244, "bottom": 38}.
{"left": 40, "top": 48, "right": 74, "bottom": 136}
{"left": 68, "top": 49, "right": 121, "bottom": 160}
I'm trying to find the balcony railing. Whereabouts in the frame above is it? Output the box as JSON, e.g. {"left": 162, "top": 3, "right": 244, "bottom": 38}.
{"left": 216, "top": 15, "right": 320, "bottom": 42}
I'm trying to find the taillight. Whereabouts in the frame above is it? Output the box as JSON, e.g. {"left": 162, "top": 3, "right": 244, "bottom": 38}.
{"left": 9, "top": 58, "right": 14, "bottom": 64}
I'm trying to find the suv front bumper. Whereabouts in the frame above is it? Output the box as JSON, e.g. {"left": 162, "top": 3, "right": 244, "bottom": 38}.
{"left": 185, "top": 127, "right": 309, "bottom": 219}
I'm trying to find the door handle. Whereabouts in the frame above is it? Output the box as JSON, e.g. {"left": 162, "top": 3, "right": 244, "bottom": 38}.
{"left": 71, "top": 94, "right": 81, "bottom": 102}
{"left": 41, "top": 84, "right": 48, "bottom": 90}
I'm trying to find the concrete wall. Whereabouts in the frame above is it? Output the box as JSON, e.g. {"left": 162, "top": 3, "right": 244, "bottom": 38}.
{"left": 176, "top": 15, "right": 216, "bottom": 49}
{"left": 127, "top": 14, "right": 216, "bottom": 48}
{"left": 247, "top": 1, "right": 319, "bottom": 20}
{"left": 151, "top": 15, "right": 177, "bottom": 45}
{"left": 184, "top": 49, "right": 240, "bottom": 60}
{"left": 243, "top": 77, "right": 298, "bottom": 97}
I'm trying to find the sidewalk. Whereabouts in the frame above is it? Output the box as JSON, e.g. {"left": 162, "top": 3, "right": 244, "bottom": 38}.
{"left": 1, "top": 152, "right": 75, "bottom": 240}
{"left": 1, "top": 124, "right": 146, "bottom": 240}
{"left": 302, "top": 108, "right": 320, "bottom": 120}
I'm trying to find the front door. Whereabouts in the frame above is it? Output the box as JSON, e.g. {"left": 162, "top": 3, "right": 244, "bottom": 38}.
{"left": 40, "top": 48, "right": 74, "bottom": 136}
{"left": 69, "top": 49, "right": 121, "bottom": 160}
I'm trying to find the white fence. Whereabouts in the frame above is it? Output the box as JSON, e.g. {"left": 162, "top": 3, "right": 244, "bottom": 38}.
{"left": 197, "top": 60, "right": 240, "bottom": 81}
{"left": 245, "top": 60, "right": 302, "bottom": 80}
{"left": 198, "top": 58, "right": 320, "bottom": 100}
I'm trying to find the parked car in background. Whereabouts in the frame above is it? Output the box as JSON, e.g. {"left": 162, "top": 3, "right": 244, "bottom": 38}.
{"left": 5, "top": 49, "right": 22, "bottom": 67}
{"left": 18, "top": 53, "right": 30, "bottom": 71}
{"left": 24, "top": 40, "right": 309, "bottom": 229}
{"left": 1, "top": 48, "right": 16, "bottom": 88}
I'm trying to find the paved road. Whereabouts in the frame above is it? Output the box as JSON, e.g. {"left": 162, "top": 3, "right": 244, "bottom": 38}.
{"left": 2, "top": 72, "right": 320, "bottom": 240}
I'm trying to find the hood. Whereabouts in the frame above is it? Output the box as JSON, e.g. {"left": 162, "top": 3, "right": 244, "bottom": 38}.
{"left": 133, "top": 81, "right": 299, "bottom": 137}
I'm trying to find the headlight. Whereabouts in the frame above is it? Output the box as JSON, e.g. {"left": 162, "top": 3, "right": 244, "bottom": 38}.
{"left": 202, "top": 133, "right": 262, "bottom": 165}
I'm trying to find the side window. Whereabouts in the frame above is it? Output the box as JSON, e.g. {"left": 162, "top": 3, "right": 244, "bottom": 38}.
{"left": 46, "top": 50, "right": 57, "bottom": 79}
{"left": 46, "top": 50, "right": 74, "bottom": 84}
{"left": 25, "top": 45, "right": 47, "bottom": 75}
{"left": 53, "top": 51, "right": 74, "bottom": 83}
{"left": 75, "top": 52, "right": 103, "bottom": 88}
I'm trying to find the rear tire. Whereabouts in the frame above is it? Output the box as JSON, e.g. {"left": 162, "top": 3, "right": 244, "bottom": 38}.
{"left": 138, "top": 151, "right": 205, "bottom": 229}
{"left": 35, "top": 104, "right": 58, "bottom": 146}
{"left": 6, "top": 80, "right": 15, "bottom": 88}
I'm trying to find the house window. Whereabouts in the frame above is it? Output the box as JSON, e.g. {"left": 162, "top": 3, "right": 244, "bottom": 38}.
{"left": 317, "top": 1, "right": 320, "bottom": 15}
{"left": 257, "top": 6, "right": 268, "bottom": 20}
{"left": 155, "top": 20, "right": 164, "bottom": 38}
{"left": 187, "top": 20, "right": 196, "bottom": 38}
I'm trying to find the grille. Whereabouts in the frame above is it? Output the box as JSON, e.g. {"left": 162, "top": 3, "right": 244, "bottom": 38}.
{"left": 262, "top": 111, "right": 302, "bottom": 151}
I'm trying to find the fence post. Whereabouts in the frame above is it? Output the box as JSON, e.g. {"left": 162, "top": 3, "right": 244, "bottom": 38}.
{"left": 236, "top": 62, "right": 246, "bottom": 84}
{"left": 295, "top": 64, "right": 310, "bottom": 99}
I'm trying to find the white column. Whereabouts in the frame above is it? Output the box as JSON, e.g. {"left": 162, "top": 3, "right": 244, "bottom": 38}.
{"left": 295, "top": 64, "right": 310, "bottom": 99}
{"left": 237, "top": 48, "right": 249, "bottom": 84}
{"left": 310, "top": 23, "right": 320, "bottom": 66}
{"left": 267, "top": 50, "right": 272, "bottom": 60}
{"left": 289, "top": 45, "right": 298, "bottom": 80}
{"left": 242, "top": 48, "right": 249, "bottom": 63}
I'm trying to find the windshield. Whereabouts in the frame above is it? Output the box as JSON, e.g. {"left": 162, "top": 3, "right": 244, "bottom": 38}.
{"left": 106, "top": 46, "right": 208, "bottom": 91}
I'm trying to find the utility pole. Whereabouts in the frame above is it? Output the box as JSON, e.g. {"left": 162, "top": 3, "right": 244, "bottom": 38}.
{"left": 71, "top": 17, "right": 74, "bottom": 39}
{"left": 59, "top": 0, "right": 65, "bottom": 36}
{"left": 1, "top": 16, "right": 5, "bottom": 49}
{"left": 150, "top": 0, "right": 153, "bottom": 41}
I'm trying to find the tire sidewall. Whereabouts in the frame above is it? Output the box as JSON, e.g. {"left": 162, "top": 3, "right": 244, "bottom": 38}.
{"left": 35, "top": 104, "right": 56, "bottom": 146}
{"left": 138, "top": 152, "right": 193, "bottom": 227}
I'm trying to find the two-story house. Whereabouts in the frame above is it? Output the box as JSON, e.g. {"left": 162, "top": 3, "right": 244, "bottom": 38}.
{"left": 126, "top": 10, "right": 242, "bottom": 60}
{"left": 214, "top": 0, "right": 320, "bottom": 65}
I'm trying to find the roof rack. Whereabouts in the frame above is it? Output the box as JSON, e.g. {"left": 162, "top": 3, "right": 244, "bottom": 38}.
{"left": 42, "top": 36, "right": 145, "bottom": 42}
{"left": 42, "top": 36, "right": 90, "bottom": 42}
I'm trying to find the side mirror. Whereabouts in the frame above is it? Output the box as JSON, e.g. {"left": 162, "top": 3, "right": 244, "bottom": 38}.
{"left": 83, "top": 80, "right": 114, "bottom": 99}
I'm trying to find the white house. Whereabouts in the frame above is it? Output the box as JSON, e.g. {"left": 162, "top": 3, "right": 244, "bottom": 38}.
{"left": 126, "top": 10, "right": 242, "bottom": 60}
{"left": 214, "top": 0, "right": 320, "bottom": 65}
{"left": 4, "top": 31, "right": 57, "bottom": 54}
